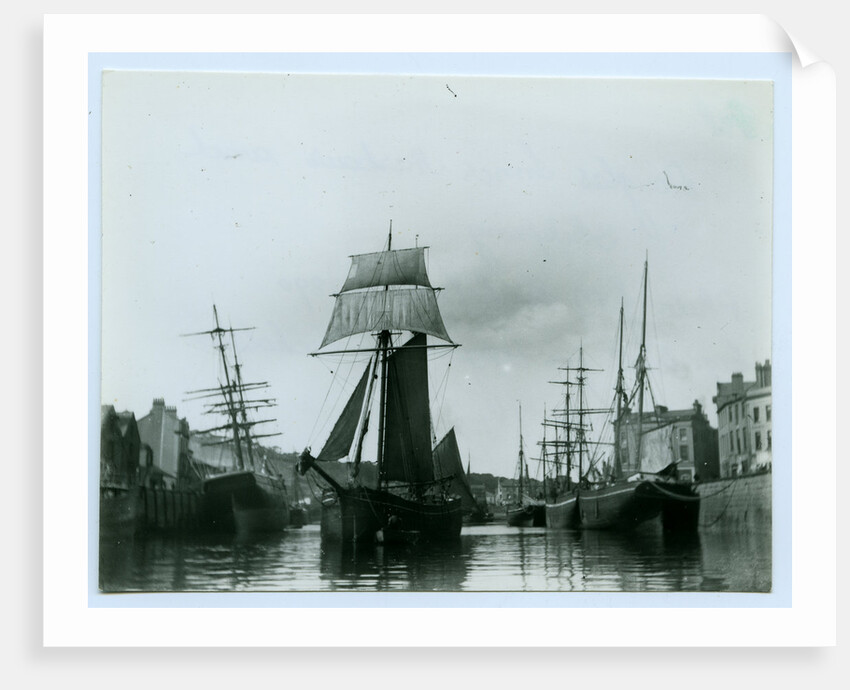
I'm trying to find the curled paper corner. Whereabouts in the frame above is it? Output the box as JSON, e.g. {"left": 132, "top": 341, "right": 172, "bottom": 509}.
{"left": 765, "top": 15, "right": 825, "bottom": 69}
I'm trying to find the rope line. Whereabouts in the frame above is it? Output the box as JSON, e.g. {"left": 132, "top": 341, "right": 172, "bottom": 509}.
{"left": 699, "top": 479, "right": 740, "bottom": 527}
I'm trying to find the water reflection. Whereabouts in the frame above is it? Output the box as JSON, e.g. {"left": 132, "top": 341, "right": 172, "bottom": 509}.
{"left": 319, "top": 538, "right": 468, "bottom": 591}
{"left": 98, "top": 522, "right": 770, "bottom": 593}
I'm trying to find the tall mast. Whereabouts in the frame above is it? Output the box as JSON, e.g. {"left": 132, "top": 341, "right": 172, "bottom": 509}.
{"left": 542, "top": 404, "right": 548, "bottom": 501}
{"left": 375, "top": 221, "right": 392, "bottom": 490}
{"left": 517, "top": 402, "right": 524, "bottom": 503}
{"left": 563, "top": 366, "right": 571, "bottom": 489}
{"left": 578, "top": 345, "right": 585, "bottom": 485}
{"left": 613, "top": 298, "right": 625, "bottom": 479}
{"left": 229, "top": 327, "right": 255, "bottom": 471}
{"left": 212, "top": 305, "right": 245, "bottom": 471}
{"left": 636, "top": 258, "right": 649, "bottom": 471}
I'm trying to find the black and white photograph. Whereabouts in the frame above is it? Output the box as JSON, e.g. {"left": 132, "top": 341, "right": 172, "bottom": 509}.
{"left": 96, "top": 56, "right": 782, "bottom": 596}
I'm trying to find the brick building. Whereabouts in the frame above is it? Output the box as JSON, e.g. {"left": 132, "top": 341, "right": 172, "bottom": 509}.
{"left": 136, "top": 398, "right": 192, "bottom": 488}
{"left": 713, "top": 360, "right": 772, "bottom": 477}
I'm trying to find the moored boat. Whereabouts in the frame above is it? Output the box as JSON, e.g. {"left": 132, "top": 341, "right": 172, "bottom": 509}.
{"left": 185, "top": 306, "right": 289, "bottom": 534}
{"left": 576, "top": 260, "right": 700, "bottom": 531}
{"left": 542, "top": 348, "right": 601, "bottom": 529}
{"left": 298, "top": 228, "right": 463, "bottom": 544}
{"left": 505, "top": 404, "right": 545, "bottom": 527}
{"left": 545, "top": 492, "right": 579, "bottom": 529}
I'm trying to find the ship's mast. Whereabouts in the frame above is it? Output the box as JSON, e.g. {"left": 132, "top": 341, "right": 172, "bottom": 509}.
{"left": 563, "top": 367, "right": 572, "bottom": 489}
{"left": 542, "top": 404, "right": 548, "bottom": 501}
{"left": 229, "top": 327, "right": 256, "bottom": 471}
{"left": 375, "top": 221, "right": 392, "bottom": 490}
{"left": 578, "top": 346, "right": 585, "bottom": 485}
{"left": 212, "top": 305, "right": 245, "bottom": 471}
{"left": 613, "top": 298, "right": 625, "bottom": 479}
{"left": 517, "top": 402, "right": 524, "bottom": 503}
{"left": 636, "top": 258, "right": 649, "bottom": 472}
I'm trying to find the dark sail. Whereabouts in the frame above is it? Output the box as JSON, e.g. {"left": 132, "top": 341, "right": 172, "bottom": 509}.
{"left": 383, "top": 333, "right": 434, "bottom": 485}
{"left": 317, "top": 361, "right": 371, "bottom": 462}
{"left": 433, "top": 428, "right": 477, "bottom": 511}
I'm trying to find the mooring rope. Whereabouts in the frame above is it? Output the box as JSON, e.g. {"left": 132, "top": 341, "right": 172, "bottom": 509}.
{"left": 645, "top": 478, "right": 739, "bottom": 503}
{"left": 646, "top": 482, "right": 702, "bottom": 502}
{"left": 700, "top": 478, "right": 741, "bottom": 527}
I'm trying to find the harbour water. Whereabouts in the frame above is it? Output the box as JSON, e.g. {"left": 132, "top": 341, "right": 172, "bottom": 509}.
{"left": 98, "top": 522, "right": 771, "bottom": 593}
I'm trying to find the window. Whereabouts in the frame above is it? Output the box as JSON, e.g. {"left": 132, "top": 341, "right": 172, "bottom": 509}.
{"left": 678, "top": 428, "right": 688, "bottom": 441}
{"left": 766, "top": 404, "right": 772, "bottom": 422}
{"left": 736, "top": 430, "right": 741, "bottom": 453}
{"left": 729, "top": 407, "right": 733, "bottom": 424}
{"left": 735, "top": 405, "right": 739, "bottom": 423}
{"left": 679, "top": 445, "right": 690, "bottom": 462}
{"left": 743, "top": 432, "right": 747, "bottom": 451}
{"left": 767, "top": 430, "right": 772, "bottom": 450}
{"left": 755, "top": 431, "right": 762, "bottom": 450}
{"left": 753, "top": 406, "right": 760, "bottom": 422}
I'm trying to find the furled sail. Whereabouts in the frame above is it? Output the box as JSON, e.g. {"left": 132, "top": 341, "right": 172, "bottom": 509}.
{"left": 320, "top": 288, "right": 451, "bottom": 348}
{"left": 382, "top": 334, "right": 434, "bottom": 485}
{"left": 432, "top": 428, "right": 477, "bottom": 511}
{"left": 316, "top": 361, "right": 372, "bottom": 462}
{"left": 341, "top": 248, "right": 432, "bottom": 293}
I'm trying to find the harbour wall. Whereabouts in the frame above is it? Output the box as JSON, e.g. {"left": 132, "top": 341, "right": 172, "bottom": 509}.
{"left": 139, "top": 487, "right": 203, "bottom": 533}
{"left": 696, "top": 473, "right": 771, "bottom": 532}
{"left": 100, "top": 486, "right": 203, "bottom": 541}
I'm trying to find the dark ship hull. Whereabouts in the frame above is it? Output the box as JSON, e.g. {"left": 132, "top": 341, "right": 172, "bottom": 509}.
{"left": 505, "top": 504, "right": 534, "bottom": 527}
{"left": 319, "top": 485, "right": 463, "bottom": 544}
{"left": 577, "top": 479, "right": 699, "bottom": 531}
{"left": 505, "top": 503, "right": 544, "bottom": 527}
{"left": 202, "top": 470, "right": 289, "bottom": 534}
{"left": 545, "top": 493, "right": 579, "bottom": 529}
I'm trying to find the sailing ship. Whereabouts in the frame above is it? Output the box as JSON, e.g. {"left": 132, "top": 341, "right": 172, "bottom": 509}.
{"left": 575, "top": 261, "right": 700, "bottom": 531}
{"left": 297, "top": 230, "right": 464, "bottom": 544}
{"left": 184, "top": 306, "right": 289, "bottom": 534}
{"left": 505, "top": 404, "right": 545, "bottom": 527}
{"left": 543, "top": 354, "right": 599, "bottom": 528}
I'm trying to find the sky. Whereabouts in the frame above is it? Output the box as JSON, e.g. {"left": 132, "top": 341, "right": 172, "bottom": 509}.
{"left": 100, "top": 67, "right": 775, "bottom": 480}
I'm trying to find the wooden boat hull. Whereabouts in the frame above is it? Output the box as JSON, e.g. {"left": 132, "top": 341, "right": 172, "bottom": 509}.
{"left": 545, "top": 494, "right": 579, "bottom": 529}
{"left": 578, "top": 481, "right": 660, "bottom": 529}
{"left": 320, "top": 486, "right": 463, "bottom": 544}
{"left": 506, "top": 505, "right": 535, "bottom": 527}
{"left": 578, "top": 479, "right": 700, "bottom": 531}
{"left": 655, "top": 482, "right": 701, "bottom": 532}
{"left": 506, "top": 502, "right": 545, "bottom": 527}
{"left": 202, "top": 470, "right": 289, "bottom": 534}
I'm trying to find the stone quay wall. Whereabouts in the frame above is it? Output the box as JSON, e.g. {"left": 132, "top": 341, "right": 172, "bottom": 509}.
{"left": 696, "top": 472, "right": 771, "bottom": 533}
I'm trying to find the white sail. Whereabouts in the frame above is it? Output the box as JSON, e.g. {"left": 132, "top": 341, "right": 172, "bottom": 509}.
{"left": 341, "top": 247, "right": 431, "bottom": 293}
{"left": 320, "top": 288, "right": 451, "bottom": 348}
